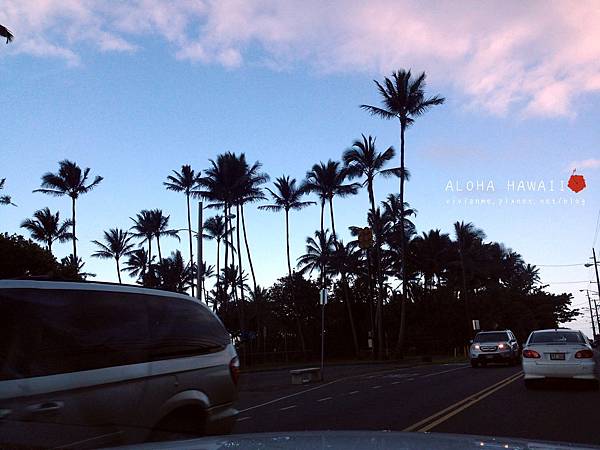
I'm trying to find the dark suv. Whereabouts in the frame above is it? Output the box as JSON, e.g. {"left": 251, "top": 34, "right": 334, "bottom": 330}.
{"left": 469, "top": 330, "right": 520, "bottom": 367}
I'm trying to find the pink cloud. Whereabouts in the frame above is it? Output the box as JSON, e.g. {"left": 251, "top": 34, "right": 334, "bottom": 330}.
{"left": 2, "top": 0, "right": 600, "bottom": 118}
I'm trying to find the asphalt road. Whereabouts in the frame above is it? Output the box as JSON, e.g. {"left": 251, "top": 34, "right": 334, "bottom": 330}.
{"left": 233, "top": 361, "right": 600, "bottom": 446}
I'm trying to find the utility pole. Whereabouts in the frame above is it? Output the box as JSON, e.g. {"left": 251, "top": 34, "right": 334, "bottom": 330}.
{"left": 593, "top": 248, "right": 600, "bottom": 312}
{"left": 593, "top": 295, "right": 600, "bottom": 336}
{"left": 196, "top": 201, "right": 203, "bottom": 302}
{"left": 585, "top": 290, "right": 597, "bottom": 337}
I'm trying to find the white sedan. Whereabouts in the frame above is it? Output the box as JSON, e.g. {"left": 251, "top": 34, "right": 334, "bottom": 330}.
{"left": 522, "top": 329, "right": 598, "bottom": 389}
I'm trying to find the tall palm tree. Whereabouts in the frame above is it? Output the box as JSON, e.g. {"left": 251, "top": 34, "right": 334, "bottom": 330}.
{"left": 453, "top": 221, "right": 486, "bottom": 328}
{"left": 91, "top": 228, "right": 135, "bottom": 283}
{"left": 0, "top": 178, "right": 16, "bottom": 206}
{"left": 20, "top": 207, "right": 73, "bottom": 253}
{"left": 303, "top": 160, "right": 360, "bottom": 242}
{"left": 123, "top": 248, "right": 153, "bottom": 282}
{"left": 343, "top": 134, "right": 396, "bottom": 213}
{"left": 33, "top": 160, "right": 103, "bottom": 259}
{"left": 236, "top": 156, "right": 269, "bottom": 294}
{"left": 361, "top": 70, "right": 444, "bottom": 354}
{"left": 199, "top": 153, "right": 238, "bottom": 298}
{"left": 410, "top": 229, "right": 453, "bottom": 290}
{"left": 164, "top": 164, "right": 202, "bottom": 296}
{"left": 148, "top": 209, "right": 180, "bottom": 262}
{"left": 259, "top": 176, "right": 315, "bottom": 281}
{"left": 130, "top": 210, "right": 155, "bottom": 261}
{"left": 0, "top": 24, "right": 13, "bottom": 44}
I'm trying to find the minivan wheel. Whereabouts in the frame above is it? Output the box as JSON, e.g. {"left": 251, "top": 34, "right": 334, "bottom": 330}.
{"left": 149, "top": 407, "right": 206, "bottom": 442}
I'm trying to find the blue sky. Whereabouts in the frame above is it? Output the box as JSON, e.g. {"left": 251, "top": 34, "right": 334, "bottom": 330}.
{"left": 1, "top": 0, "right": 600, "bottom": 334}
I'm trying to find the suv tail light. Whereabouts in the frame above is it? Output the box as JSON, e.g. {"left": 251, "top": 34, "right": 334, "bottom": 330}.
{"left": 229, "top": 356, "right": 240, "bottom": 385}
{"left": 522, "top": 349, "right": 541, "bottom": 358}
{"left": 575, "top": 349, "right": 594, "bottom": 359}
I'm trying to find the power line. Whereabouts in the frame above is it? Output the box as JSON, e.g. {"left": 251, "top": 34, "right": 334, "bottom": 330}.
{"left": 535, "top": 263, "right": 585, "bottom": 267}
{"left": 545, "top": 280, "right": 593, "bottom": 284}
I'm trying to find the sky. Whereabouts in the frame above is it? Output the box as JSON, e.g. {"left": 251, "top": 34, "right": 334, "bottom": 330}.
{"left": 1, "top": 0, "right": 600, "bottom": 335}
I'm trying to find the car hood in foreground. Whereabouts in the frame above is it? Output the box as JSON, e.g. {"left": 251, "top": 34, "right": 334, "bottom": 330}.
{"left": 109, "top": 431, "right": 599, "bottom": 450}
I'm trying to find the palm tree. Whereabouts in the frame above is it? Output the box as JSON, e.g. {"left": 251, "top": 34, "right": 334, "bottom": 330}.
{"left": 148, "top": 209, "right": 180, "bottom": 262}
{"left": 130, "top": 210, "right": 156, "bottom": 261}
{"left": 33, "top": 160, "right": 103, "bottom": 259}
{"left": 343, "top": 134, "right": 396, "bottom": 213}
{"left": 0, "top": 24, "right": 13, "bottom": 44}
{"left": 361, "top": 70, "right": 444, "bottom": 354}
{"left": 20, "top": 207, "right": 73, "bottom": 253}
{"left": 203, "top": 215, "right": 235, "bottom": 298}
{"left": 123, "top": 248, "right": 153, "bottom": 282}
{"left": 154, "top": 250, "right": 194, "bottom": 294}
{"left": 330, "top": 240, "right": 360, "bottom": 356}
{"left": 410, "top": 229, "right": 453, "bottom": 290}
{"left": 453, "top": 221, "right": 486, "bottom": 328}
{"left": 259, "top": 176, "right": 315, "bottom": 282}
{"left": 199, "top": 153, "right": 238, "bottom": 297}
{"left": 91, "top": 228, "right": 135, "bottom": 283}
{"left": 0, "top": 178, "right": 16, "bottom": 206}
{"left": 303, "top": 160, "right": 360, "bottom": 242}
{"left": 164, "top": 164, "right": 202, "bottom": 296}
{"left": 297, "top": 230, "right": 335, "bottom": 282}
{"left": 236, "top": 155, "right": 269, "bottom": 294}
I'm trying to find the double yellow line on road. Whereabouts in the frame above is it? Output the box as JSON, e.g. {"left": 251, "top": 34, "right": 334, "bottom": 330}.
{"left": 403, "top": 371, "right": 524, "bottom": 432}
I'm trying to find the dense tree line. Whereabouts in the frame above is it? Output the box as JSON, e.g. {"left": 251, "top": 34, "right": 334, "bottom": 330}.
{"left": 1, "top": 69, "right": 579, "bottom": 362}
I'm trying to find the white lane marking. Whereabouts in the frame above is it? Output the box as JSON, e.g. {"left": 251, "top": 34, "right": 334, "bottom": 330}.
{"left": 236, "top": 416, "right": 252, "bottom": 422}
{"left": 279, "top": 405, "right": 297, "bottom": 411}
{"left": 407, "top": 378, "right": 415, "bottom": 381}
{"left": 317, "top": 396, "right": 333, "bottom": 402}
{"left": 372, "top": 385, "right": 382, "bottom": 389}
{"left": 391, "top": 381, "right": 402, "bottom": 385}
{"left": 348, "top": 390, "right": 360, "bottom": 395}
{"left": 239, "top": 363, "right": 469, "bottom": 413}
{"left": 420, "top": 366, "right": 470, "bottom": 378}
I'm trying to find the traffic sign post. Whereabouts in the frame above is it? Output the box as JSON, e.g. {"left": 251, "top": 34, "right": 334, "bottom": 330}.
{"left": 320, "top": 288, "right": 328, "bottom": 380}
{"left": 472, "top": 319, "right": 480, "bottom": 331}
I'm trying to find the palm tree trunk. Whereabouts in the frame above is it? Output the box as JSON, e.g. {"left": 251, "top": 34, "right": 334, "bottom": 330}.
{"left": 328, "top": 197, "right": 337, "bottom": 241}
{"left": 241, "top": 205, "right": 257, "bottom": 293}
{"left": 236, "top": 204, "right": 246, "bottom": 335}
{"left": 48, "top": 241, "right": 53, "bottom": 253}
{"left": 147, "top": 238, "right": 152, "bottom": 264}
{"left": 319, "top": 199, "right": 325, "bottom": 288}
{"left": 342, "top": 273, "right": 359, "bottom": 356}
{"left": 460, "top": 251, "right": 470, "bottom": 325}
{"left": 285, "top": 209, "right": 292, "bottom": 277}
{"left": 71, "top": 196, "right": 77, "bottom": 259}
{"left": 116, "top": 258, "right": 122, "bottom": 284}
{"left": 186, "top": 193, "right": 195, "bottom": 297}
{"left": 285, "top": 208, "right": 306, "bottom": 354}
{"left": 224, "top": 204, "right": 230, "bottom": 298}
{"left": 216, "top": 237, "right": 221, "bottom": 296}
{"left": 368, "top": 178, "right": 384, "bottom": 358}
{"left": 396, "top": 120, "right": 407, "bottom": 356}
{"left": 157, "top": 236, "right": 163, "bottom": 262}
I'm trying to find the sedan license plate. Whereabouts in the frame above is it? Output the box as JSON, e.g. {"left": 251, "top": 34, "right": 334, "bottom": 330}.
{"left": 550, "top": 353, "right": 565, "bottom": 360}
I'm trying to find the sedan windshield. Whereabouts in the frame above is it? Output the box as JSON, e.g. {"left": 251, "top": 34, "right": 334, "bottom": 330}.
{"left": 529, "top": 331, "right": 585, "bottom": 344}
{"left": 474, "top": 332, "right": 508, "bottom": 343}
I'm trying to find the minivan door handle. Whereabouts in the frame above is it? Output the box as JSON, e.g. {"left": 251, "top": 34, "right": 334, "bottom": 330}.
{"left": 26, "top": 401, "right": 64, "bottom": 413}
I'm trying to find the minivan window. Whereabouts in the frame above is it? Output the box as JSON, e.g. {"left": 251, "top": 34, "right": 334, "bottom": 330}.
{"left": 0, "top": 289, "right": 149, "bottom": 380}
{"left": 147, "top": 294, "right": 230, "bottom": 360}
{"left": 0, "top": 288, "right": 230, "bottom": 380}
{"left": 473, "top": 332, "right": 509, "bottom": 343}
{"left": 529, "top": 331, "right": 585, "bottom": 344}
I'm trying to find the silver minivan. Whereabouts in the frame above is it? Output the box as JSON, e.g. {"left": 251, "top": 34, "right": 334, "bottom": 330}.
{"left": 0, "top": 280, "right": 239, "bottom": 448}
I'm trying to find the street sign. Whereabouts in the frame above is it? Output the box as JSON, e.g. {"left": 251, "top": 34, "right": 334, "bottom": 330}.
{"left": 320, "top": 288, "right": 328, "bottom": 305}
{"left": 472, "top": 319, "right": 480, "bottom": 331}
{"left": 358, "top": 227, "right": 373, "bottom": 249}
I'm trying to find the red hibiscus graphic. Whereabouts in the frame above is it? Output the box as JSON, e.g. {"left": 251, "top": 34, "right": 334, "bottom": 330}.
{"left": 568, "top": 170, "right": 586, "bottom": 193}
